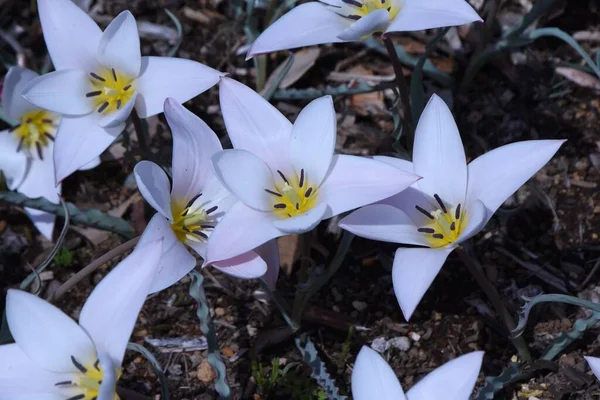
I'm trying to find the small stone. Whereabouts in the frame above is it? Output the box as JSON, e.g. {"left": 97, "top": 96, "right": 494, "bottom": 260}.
{"left": 352, "top": 300, "right": 368, "bottom": 311}
{"left": 246, "top": 324, "right": 257, "bottom": 337}
{"left": 388, "top": 337, "right": 411, "bottom": 352}
{"left": 371, "top": 337, "right": 390, "bottom": 353}
{"left": 215, "top": 307, "right": 225, "bottom": 317}
{"left": 197, "top": 360, "right": 216, "bottom": 383}
{"left": 221, "top": 346, "right": 235, "bottom": 357}
{"left": 409, "top": 332, "right": 421, "bottom": 342}
{"left": 168, "top": 364, "right": 183, "bottom": 376}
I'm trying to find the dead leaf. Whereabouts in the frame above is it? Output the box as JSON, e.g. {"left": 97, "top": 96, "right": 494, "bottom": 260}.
{"left": 555, "top": 67, "right": 600, "bottom": 90}
{"left": 277, "top": 234, "right": 301, "bottom": 275}
{"left": 263, "top": 48, "right": 321, "bottom": 93}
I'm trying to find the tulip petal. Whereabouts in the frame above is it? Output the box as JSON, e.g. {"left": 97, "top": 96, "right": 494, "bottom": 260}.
{"left": 466, "top": 139, "right": 565, "bottom": 224}
{"left": 0, "top": 131, "right": 28, "bottom": 190}
{"left": 290, "top": 96, "right": 336, "bottom": 188}
{"left": 338, "top": 9, "right": 390, "bottom": 41}
{"left": 372, "top": 155, "right": 413, "bottom": 173}
{"left": 164, "top": 98, "right": 223, "bottom": 203}
{"left": 22, "top": 70, "right": 95, "bottom": 115}
{"left": 247, "top": 2, "right": 350, "bottom": 58}
{"left": 79, "top": 240, "right": 163, "bottom": 365}
{"left": 339, "top": 204, "right": 429, "bottom": 246}
{"left": 319, "top": 154, "right": 420, "bottom": 219}
{"left": 255, "top": 239, "right": 280, "bottom": 289}
{"left": 6, "top": 289, "right": 96, "bottom": 373}
{"left": 137, "top": 213, "right": 197, "bottom": 293}
{"left": 212, "top": 149, "right": 275, "bottom": 211}
{"left": 79, "top": 156, "right": 101, "bottom": 171}
{"left": 2, "top": 67, "right": 39, "bottom": 121}
{"left": 37, "top": 0, "right": 102, "bottom": 71}
{"left": 351, "top": 346, "right": 406, "bottom": 400}
{"left": 207, "top": 202, "right": 282, "bottom": 263}
{"left": 456, "top": 199, "right": 487, "bottom": 244}
{"left": 272, "top": 202, "right": 327, "bottom": 233}
{"left": 219, "top": 77, "right": 292, "bottom": 172}
{"left": 211, "top": 250, "right": 267, "bottom": 279}
{"left": 392, "top": 247, "right": 453, "bottom": 320}
{"left": 133, "top": 160, "right": 173, "bottom": 220}
{"left": 53, "top": 113, "right": 123, "bottom": 183}
{"left": 378, "top": 186, "right": 433, "bottom": 227}
{"left": 585, "top": 356, "right": 600, "bottom": 381}
{"left": 135, "top": 56, "right": 223, "bottom": 118}
{"left": 406, "top": 351, "right": 484, "bottom": 400}
{"left": 97, "top": 11, "right": 141, "bottom": 78}
{"left": 386, "top": 0, "right": 482, "bottom": 33}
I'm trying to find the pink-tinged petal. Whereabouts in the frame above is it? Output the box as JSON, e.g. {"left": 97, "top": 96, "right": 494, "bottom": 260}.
{"left": 247, "top": 2, "right": 350, "bottom": 58}
{"left": 97, "top": 11, "right": 141, "bottom": 78}
{"left": 134, "top": 161, "right": 173, "bottom": 220}
{"left": 413, "top": 94, "right": 467, "bottom": 210}
{"left": 406, "top": 351, "right": 484, "bottom": 400}
{"left": 585, "top": 356, "right": 600, "bottom": 381}
{"left": 386, "top": 0, "right": 482, "bottom": 33}
{"left": 466, "top": 139, "right": 565, "bottom": 224}
{"left": 2, "top": 67, "right": 39, "bottom": 121}
{"left": 137, "top": 214, "right": 197, "bottom": 293}
{"left": 21, "top": 70, "right": 95, "bottom": 115}
{"left": 207, "top": 202, "right": 283, "bottom": 263}
{"left": 338, "top": 9, "right": 390, "bottom": 41}
{"left": 272, "top": 202, "right": 327, "bottom": 233}
{"left": 164, "top": 98, "right": 223, "bottom": 203}
{"left": 290, "top": 95, "right": 336, "bottom": 187}
{"left": 352, "top": 346, "right": 406, "bottom": 400}
{"left": 218, "top": 77, "right": 292, "bottom": 172}
{"left": 0, "top": 131, "right": 28, "bottom": 190}
{"left": 372, "top": 155, "right": 413, "bottom": 173}
{"left": 6, "top": 289, "right": 96, "bottom": 373}
{"left": 135, "top": 56, "right": 223, "bottom": 118}
{"left": 255, "top": 239, "right": 280, "bottom": 289}
{"left": 79, "top": 240, "right": 163, "bottom": 366}
{"left": 211, "top": 250, "right": 267, "bottom": 279}
{"left": 392, "top": 247, "right": 453, "bottom": 321}
{"left": 319, "top": 154, "right": 420, "bottom": 219}
{"left": 211, "top": 149, "right": 275, "bottom": 211}
{"left": 0, "top": 343, "right": 77, "bottom": 400}
{"left": 456, "top": 199, "right": 487, "bottom": 244}
{"left": 339, "top": 204, "right": 429, "bottom": 246}
{"left": 53, "top": 113, "right": 123, "bottom": 183}
{"left": 37, "top": 0, "right": 102, "bottom": 71}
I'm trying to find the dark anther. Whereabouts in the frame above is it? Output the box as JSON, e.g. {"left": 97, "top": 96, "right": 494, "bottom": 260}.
{"left": 299, "top": 169, "right": 305, "bottom": 188}
{"left": 433, "top": 194, "right": 447, "bottom": 213}
{"left": 123, "top": 84, "right": 131, "bottom": 91}
{"left": 42, "top": 119, "right": 53, "bottom": 124}
{"left": 36, "top": 142, "right": 43, "bottom": 159}
{"left": 8, "top": 124, "right": 20, "bottom": 132}
{"left": 201, "top": 224, "right": 214, "bottom": 229}
{"left": 342, "top": 0, "right": 363, "bottom": 6}
{"left": 16, "top": 137, "right": 25, "bottom": 152}
{"left": 417, "top": 227, "right": 435, "bottom": 233}
{"left": 97, "top": 102, "right": 109, "bottom": 113}
{"left": 387, "top": 6, "right": 391, "bottom": 11}
{"left": 347, "top": 14, "right": 361, "bottom": 20}
{"left": 265, "top": 189, "right": 282, "bottom": 197}
{"left": 117, "top": 99, "right": 122, "bottom": 109}
{"left": 92, "top": 397, "right": 97, "bottom": 400}
{"left": 182, "top": 226, "right": 190, "bottom": 232}
{"left": 111, "top": 68, "right": 117, "bottom": 82}
{"left": 206, "top": 206, "right": 218, "bottom": 215}
{"left": 295, "top": 203, "right": 299, "bottom": 210}
{"left": 185, "top": 193, "right": 203, "bottom": 209}
{"left": 25, "top": 118, "right": 32, "bottom": 123}
{"left": 304, "top": 187, "right": 313, "bottom": 198}
{"left": 66, "top": 395, "right": 85, "bottom": 400}
{"left": 45, "top": 133, "right": 55, "bottom": 141}
{"left": 86, "top": 91, "right": 102, "bottom": 97}
{"left": 55, "top": 380, "right": 72, "bottom": 386}
{"left": 455, "top": 204, "right": 461, "bottom": 220}
{"left": 94, "top": 359, "right": 100, "bottom": 371}
{"left": 193, "top": 230, "right": 209, "bottom": 239}
{"left": 432, "top": 233, "right": 444, "bottom": 239}
{"left": 71, "top": 356, "right": 87, "bottom": 373}
{"left": 415, "top": 205, "right": 434, "bottom": 220}
{"left": 274, "top": 203, "right": 286, "bottom": 209}
{"left": 450, "top": 221, "right": 456, "bottom": 231}
{"left": 90, "top": 72, "right": 105, "bottom": 82}
{"left": 277, "top": 170, "right": 289, "bottom": 184}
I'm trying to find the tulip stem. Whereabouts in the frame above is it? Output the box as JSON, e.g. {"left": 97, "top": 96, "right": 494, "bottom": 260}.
{"left": 456, "top": 247, "right": 533, "bottom": 363}
{"left": 382, "top": 35, "right": 414, "bottom": 145}
{"left": 130, "top": 109, "right": 150, "bottom": 156}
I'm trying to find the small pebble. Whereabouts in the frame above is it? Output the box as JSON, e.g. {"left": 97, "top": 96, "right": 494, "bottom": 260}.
{"left": 352, "top": 300, "right": 368, "bottom": 311}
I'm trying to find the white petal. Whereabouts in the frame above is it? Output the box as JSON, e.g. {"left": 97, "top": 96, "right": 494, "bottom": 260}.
{"left": 247, "top": 2, "right": 350, "bottom": 58}
{"left": 97, "top": 11, "right": 141, "bottom": 78}
{"left": 6, "top": 289, "right": 96, "bottom": 373}
{"left": 379, "top": 186, "right": 433, "bottom": 227}
{"left": 392, "top": 247, "right": 453, "bottom": 320}
{"left": 585, "top": 356, "right": 600, "bottom": 381}
{"left": 406, "top": 351, "right": 484, "bottom": 400}
{"left": 164, "top": 98, "right": 223, "bottom": 203}
{"left": 79, "top": 240, "right": 163, "bottom": 366}
{"left": 53, "top": 113, "right": 123, "bottom": 183}
{"left": 198, "top": 175, "right": 239, "bottom": 216}
{"left": 21, "top": 69, "right": 94, "bottom": 115}
{"left": 387, "top": 0, "right": 482, "bottom": 33}
{"left": 456, "top": 199, "right": 487, "bottom": 244}
{"left": 135, "top": 56, "right": 223, "bottom": 118}
{"left": 351, "top": 346, "right": 406, "bottom": 400}
{"left": 466, "top": 139, "right": 565, "bottom": 224}
{"left": 137, "top": 214, "right": 197, "bottom": 293}
{"left": 272, "top": 202, "right": 327, "bottom": 233}
{"left": 338, "top": 9, "right": 390, "bottom": 41}
{"left": 2, "top": 67, "right": 39, "bottom": 121}
{"left": 372, "top": 155, "right": 414, "bottom": 173}
{"left": 290, "top": 95, "right": 336, "bottom": 188}
{"left": 97, "top": 352, "right": 118, "bottom": 400}
{"left": 211, "top": 149, "right": 275, "bottom": 211}
{"left": 211, "top": 250, "right": 267, "bottom": 279}
{"left": 319, "top": 154, "right": 420, "bottom": 219}
{"left": 339, "top": 204, "right": 429, "bottom": 246}
{"left": 219, "top": 77, "right": 292, "bottom": 173}
{"left": 206, "top": 202, "right": 283, "bottom": 263}
{"left": 37, "top": 0, "right": 102, "bottom": 71}
{"left": 133, "top": 161, "right": 173, "bottom": 220}
{"left": 79, "top": 156, "right": 101, "bottom": 171}
{"left": 255, "top": 239, "right": 280, "bottom": 289}
{"left": 0, "top": 131, "right": 28, "bottom": 190}
{"left": 23, "top": 208, "right": 56, "bottom": 241}
{"left": 412, "top": 94, "right": 467, "bottom": 210}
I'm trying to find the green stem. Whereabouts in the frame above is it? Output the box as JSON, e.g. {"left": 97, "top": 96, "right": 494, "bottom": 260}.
{"left": 130, "top": 109, "right": 150, "bottom": 156}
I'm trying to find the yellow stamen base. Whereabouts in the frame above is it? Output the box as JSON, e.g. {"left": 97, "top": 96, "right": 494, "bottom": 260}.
{"left": 88, "top": 68, "right": 136, "bottom": 115}
{"left": 416, "top": 196, "right": 467, "bottom": 249}
{"left": 336, "top": 0, "right": 403, "bottom": 21}
{"left": 170, "top": 196, "right": 216, "bottom": 243}
{"left": 268, "top": 169, "right": 317, "bottom": 219}
{"left": 56, "top": 356, "right": 122, "bottom": 400}
{"left": 11, "top": 110, "right": 57, "bottom": 159}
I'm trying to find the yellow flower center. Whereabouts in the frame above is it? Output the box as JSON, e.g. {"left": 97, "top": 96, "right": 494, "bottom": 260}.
{"left": 87, "top": 68, "right": 136, "bottom": 115}
{"left": 170, "top": 195, "right": 217, "bottom": 243}
{"left": 55, "top": 356, "right": 122, "bottom": 400}
{"left": 338, "top": 0, "right": 402, "bottom": 21}
{"left": 10, "top": 110, "right": 57, "bottom": 159}
{"left": 415, "top": 194, "right": 467, "bottom": 249}
{"left": 266, "top": 169, "right": 318, "bottom": 219}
